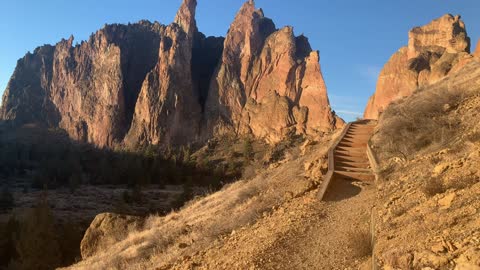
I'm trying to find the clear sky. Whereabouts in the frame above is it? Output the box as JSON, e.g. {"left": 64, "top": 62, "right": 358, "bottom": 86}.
{"left": 1, "top": 0, "right": 479, "bottom": 122}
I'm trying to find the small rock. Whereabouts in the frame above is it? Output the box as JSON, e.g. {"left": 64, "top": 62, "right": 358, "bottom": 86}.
{"left": 431, "top": 242, "right": 447, "bottom": 253}
{"left": 178, "top": 243, "right": 188, "bottom": 249}
{"left": 438, "top": 193, "right": 456, "bottom": 209}
{"left": 433, "top": 163, "right": 449, "bottom": 175}
{"left": 443, "top": 104, "right": 451, "bottom": 112}
{"left": 304, "top": 161, "right": 314, "bottom": 171}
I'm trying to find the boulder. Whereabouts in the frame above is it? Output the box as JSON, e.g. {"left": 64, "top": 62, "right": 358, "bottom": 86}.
{"left": 80, "top": 213, "right": 144, "bottom": 259}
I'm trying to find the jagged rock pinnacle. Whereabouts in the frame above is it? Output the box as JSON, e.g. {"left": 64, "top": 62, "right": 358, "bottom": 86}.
{"left": 174, "top": 0, "right": 197, "bottom": 37}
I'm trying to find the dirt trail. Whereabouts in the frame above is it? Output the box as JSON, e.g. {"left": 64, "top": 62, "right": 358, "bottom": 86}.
{"left": 255, "top": 121, "right": 377, "bottom": 269}
{"left": 254, "top": 177, "right": 375, "bottom": 270}
{"left": 170, "top": 123, "right": 378, "bottom": 270}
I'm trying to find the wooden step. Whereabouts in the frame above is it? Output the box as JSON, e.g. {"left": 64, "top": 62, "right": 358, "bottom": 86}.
{"left": 334, "top": 170, "right": 375, "bottom": 181}
{"left": 343, "top": 133, "right": 372, "bottom": 142}
{"left": 334, "top": 156, "right": 369, "bottom": 163}
{"left": 336, "top": 146, "right": 366, "bottom": 152}
{"left": 345, "top": 133, "right": 374, "bottom": 137}
{"left": 348, "top": 128, "right": 375, "bottom": 132}
{"left": 335, "top": 161, "right": 370, "bottom": 169}
{"left": 337, "top": 141, "right": 367, "bottom": 147}
{"left": 335, "top": 150, "right": 366, "bottom": 157}
{"left": 335, "top": 166, "right": 371, "bottom": 173}
{"left": 346, "top": 126, "right": 374, "bottom": 130}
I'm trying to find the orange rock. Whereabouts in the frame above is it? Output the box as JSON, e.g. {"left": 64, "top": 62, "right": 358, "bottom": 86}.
{"left": 474, "top": 39, "right": 480, "bottom": 58}
{"left": 2, "top": 0, "right": 342, "bottom": 147}
{"left": 364, "top": 14, "right": 471, "bottom": 120}
{"left": 125, "top": 0, "right": 202, "bottom": 147}
{"left": 364, "top": 47, "right": 418, "bottom": 119}
{"left": 206, "top": 1, "right": 341, "bottom": 141}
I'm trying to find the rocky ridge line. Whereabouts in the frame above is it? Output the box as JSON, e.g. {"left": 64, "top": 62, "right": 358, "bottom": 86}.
{"left": 0, "top": 0, "right": 342, "bottom": 147}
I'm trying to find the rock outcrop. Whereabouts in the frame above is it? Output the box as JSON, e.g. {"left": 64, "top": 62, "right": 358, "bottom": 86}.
{"left": 364, "top": 14, "right": 472, "bottom": 119}
{"left": 0, "top": 45, "right": 57, "bottom": 126}
{"left": 80, "top": 213, "right": 144, "bottom": 259}
{"left": 51, "top": 22, "right": 164, "bottom": 146}
{"left": 474, "top": 39, "right": 480, "bottom": 58}
{"left": 1, "top": 0, "right": 341, "bottom": 147}
{"left": 124, "top": 0, "right": 203, "bottom": 147}
{"left": 206, "top": 1, "right": 342, "bottom": 142}
{"left": 1, "top": 21, "right": 164, "bottom": 147}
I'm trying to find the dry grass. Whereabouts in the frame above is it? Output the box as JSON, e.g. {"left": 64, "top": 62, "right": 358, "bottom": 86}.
{"left": 347, "top": 230, "right": 373, "bottom": 258}
{"left": 63, "top": 140, "right": 329, "bottom": 270}
{"left": 421, "top": 177, "right": 445, "bottom": 197}
{"left": 445, "top": 175, "right": 479, "bottom": 190}
{"left": 467, "top": 131, "right": 480, "bottom": 143}
{"left": 376, "top": 87, "right": 467, "bottom": 161}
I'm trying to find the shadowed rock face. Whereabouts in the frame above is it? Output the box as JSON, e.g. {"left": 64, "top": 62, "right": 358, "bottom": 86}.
{"left": 124, "top": 0, "right": 203, "bottom": 147}
{"left": 1, "top": 0, "right": 341, "bottom": 147}
{"left": 0, "top": 45, "right": 58, "bottom": 126}
{"left": 364, "top": 14, "right": 473, "bottom": 120}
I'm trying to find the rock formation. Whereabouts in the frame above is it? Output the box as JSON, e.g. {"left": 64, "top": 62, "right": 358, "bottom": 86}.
{"left": 206, "top": 1, "right": 342, "bottom": 142}
{"left": 474, "top": 39, "right": 480, "bottom": 58}
{"left": 80, "top": 213, "right": 144, "bottom": 259}
{"left": 1, "top": 21, "right": 164, "bottom": 147}
{"left": 1, "top": 0, "right": 341, "bottom": 147}
{"left": 364, "top": 14, "right": 472, "bottom": 119}
{"left": 124, "top": 0, "right": 204, "bottom": 147}
{"left": 0, "top": 45, "right": 57, "bottom": 126}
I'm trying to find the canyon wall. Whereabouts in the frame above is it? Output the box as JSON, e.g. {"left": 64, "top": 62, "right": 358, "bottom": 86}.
{"left": 1, "top": 0, "right": 341, "bottom": 147}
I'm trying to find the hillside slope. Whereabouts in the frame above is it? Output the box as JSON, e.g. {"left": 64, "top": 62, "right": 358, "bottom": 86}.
{"left": 60, "top": 127, "right": 377, "bottom": 270}
{"left": 60, "top": 134, "right": 330, "bottom": 269}
{"left": 371, "top": 60, "right": 480, "bottom": 269}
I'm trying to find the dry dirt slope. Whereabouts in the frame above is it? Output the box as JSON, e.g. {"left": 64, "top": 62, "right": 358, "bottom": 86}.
{"left": 62, "top": 127, "right": 379, "bottom": 270}
{"left": 370, "top": 60, "right": 480, "bottom": 269}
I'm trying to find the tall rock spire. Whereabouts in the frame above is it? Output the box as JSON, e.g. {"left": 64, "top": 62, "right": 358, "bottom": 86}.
{"left": 174, "top": 0, "right": 198, "bottom": 38}
{"left": 204, "top": 0, "right": 342, "bottom": 142}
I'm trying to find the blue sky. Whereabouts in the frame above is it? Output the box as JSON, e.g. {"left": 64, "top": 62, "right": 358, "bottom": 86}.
{"left": 1, "top": 1, "right": 479, "bottom": 122}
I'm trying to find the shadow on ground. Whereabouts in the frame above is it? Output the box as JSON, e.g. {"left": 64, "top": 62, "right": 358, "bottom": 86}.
{"left": 323, "top": 176, "right": 362, "bottom": 202}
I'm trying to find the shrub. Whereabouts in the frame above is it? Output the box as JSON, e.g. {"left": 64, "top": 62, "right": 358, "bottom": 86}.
{"left": 264, "top": 143, "right": 286, "bottom": 164}
{"left": 467, "top": 131, "right": 480, "bottom": 143}
{"left": 68, "top": 174, "right": 81, "bottom": 194}
{"left": 0, "top": 215, "right": 19, "bottom": 266}
{"left": 377, "top": 88, "right": 463, "bottom": 160}
{"left": 347, "top": 230, "right": 373, "bottom": 258}
{"left": 422, "top": 177, "right": 445, "bottom": 197}
{"left": 58, "top": 221, "right": 83, "bottom": 265}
